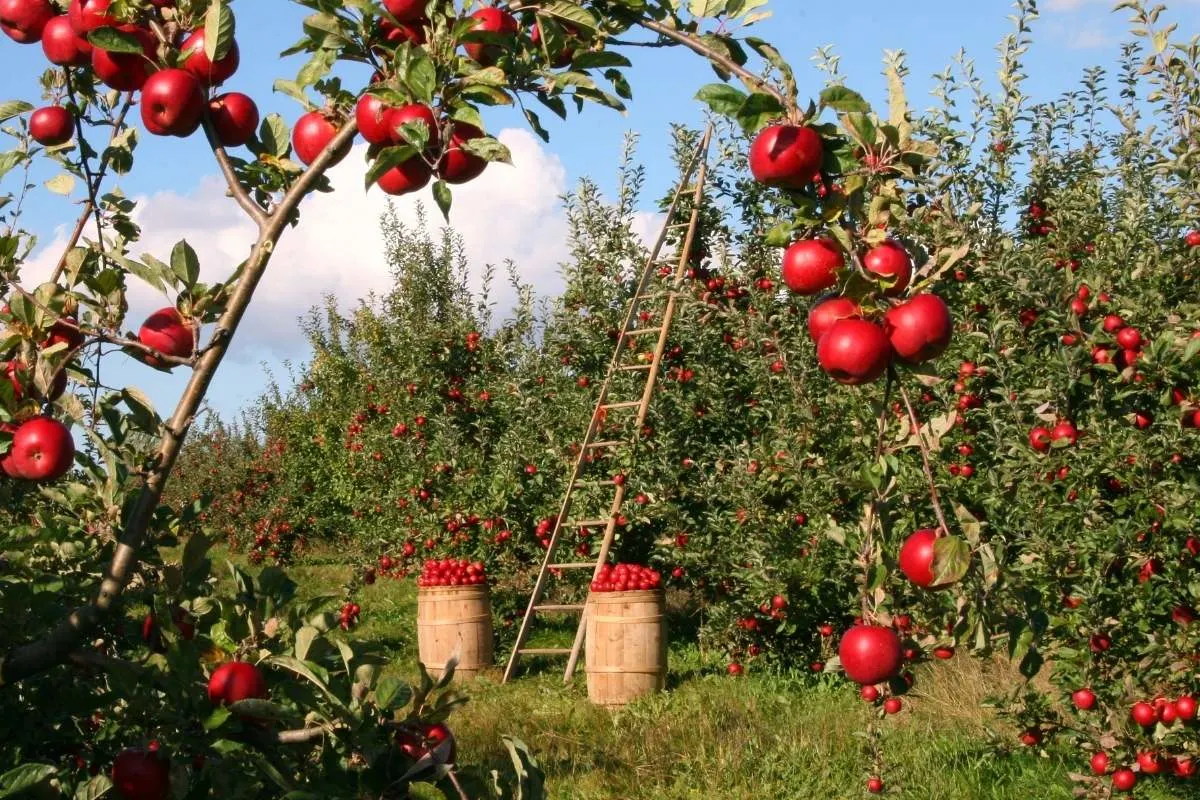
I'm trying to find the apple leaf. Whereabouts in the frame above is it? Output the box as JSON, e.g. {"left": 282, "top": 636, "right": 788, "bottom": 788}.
{"left": 72, "top": 773, "right": 112, "bottom": 800}
{"left": 170, "top": 239, "right": 200, "bottom": 288}
{"left": 258, "top": 114, "right": 291, "bottom": 159}
{"left": 0, "top": 764, "right": 56, "bottom": 797}
{"left": 538, "top": 1, "right": 599, "bottom": 33}
{"left": 401, "top": 51, "right": 438, "bottom": 104}
{"left": 571, "top": 51, "right": 631, "bottom": 69}
{"left": 820, "top": 86, "right": 870, "bottom": 114}
{"left": 86, "top": 27, "right": 144, "bottom": 54}
{"left": 695, "top": 83, "right": 747, "bottom": 117}
{"left": 363, "top": 145, "right": 418, "bottom": 189}
{"left": 931, "top": 535, "right": 970, "bottom": 586}
{"left": 0, "top": 151, "right": 24, "bottom": 184}
{"left": 204, "top": 1, "right": 235, "bottom": 63}
{"left": 0, "top": 101, "right": 32, "bottom": 125}
{"left": 735, "top": 92, "right": 785, "bottom": 134}
{"left": 44, "top": 174, "right": 75, "bottom": 196}
{"left": 372, "top": 676, "right": 411, "bottom": 710}
{"left": 461, "top": 136, "right": 512, "bottom": 165}
{"left": 523, "top": 108, "right": 549, "bottom": 142}
{"left": 432, "top": 180, "right": 452, "bottom": 221}
{"left": 745, "top": 37, "right": 796, "bottom": 100}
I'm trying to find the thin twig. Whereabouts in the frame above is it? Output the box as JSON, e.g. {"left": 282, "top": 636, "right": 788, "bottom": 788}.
{"left": 895, "top": 376, "right": 952, "bottom": 538}
{"left": 201, "top": 116, "right": 268, "bottom": 228}
{"left": 860, "top": 370, "right": 895, "bottom": 620}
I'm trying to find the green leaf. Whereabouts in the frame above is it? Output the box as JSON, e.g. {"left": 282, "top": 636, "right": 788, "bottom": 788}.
{"left": 931, "top": 536, "right": 970, "bottom": 586}
{"left": 402, "top": 51, "right": 438, "bottom": 104}
{"left": 0, "top": 151, "right": 25, "bottom": 183}
{"left": 87, "top": 27, "right": 145, "bottom": 54}
{"left": 45, "top": 174, "right": 76, "bottom": 195}
{"left": 0, "top": 101, "right": 33, "bottom": 125}
{"left": 267, "top": 655, "right": 348, "bottom": 711}
{"left": 538, "top": 1, "right": 599, "bottom": 33}
{"left": 170, "top": 239, "right": 200, "bottom": 287}
{"left": 363, "top": 145, "right": 419, "bottom": 189}
{"left": 202, "top": 706, "right": 232, "bottom": 731}
{"left": 181, "top": 530, "right": 212, "bottom": 581}
{"left": 694, "top": 83, "right": 747, "bottom": 117}
{"left": 73, "top": 773, "right": 112, "bottom": 800}
{"left": 0, "top": 764, "right": 56, "bottom": 796}
{"left": 259, "top": 114, "right": 290, "bottom": 159}
{"left": 432, "top": 180, "right": 451, "bottom": 221}
{"left": 204, "top": 1, "right": 235, "bottom": 62}
{"left": 294, "top": 625, "right": 320, "bottom": 660}
{"left": 373, "top": 676, "right": 412, "bottom": 710}
{"left": 820, "top": 86, "right": 870, "bottom": 113}
{"left": 121, "top": 386, "right": 162, "bottom": 430}
{"left": 570, "top": 51, "right": 631, "bottom": 69}
{"left": 272, "top": 80, "right": 309, "bottom": 108}
{"left": 460, "top": 136, "right": 511, "bottom": 165}
{"left": 406, "top": 783, "right": 448, "bottom": 800}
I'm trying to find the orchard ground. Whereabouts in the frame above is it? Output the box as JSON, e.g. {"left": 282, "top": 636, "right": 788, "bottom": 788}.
{"left": 198, "top": 544, "right": 1080, "bottom": 800}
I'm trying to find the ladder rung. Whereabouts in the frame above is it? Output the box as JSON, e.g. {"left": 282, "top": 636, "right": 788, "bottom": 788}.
{"left": 585, "top": 440, "right": 623, "bottom": 449}
{"left": 623, "top": 326, "right": 664, "bottom": 337}
{"left": 601, "top": 401, "right": 641, "bottom": 410}
{"left": 617, "top": 363, "right": 653, "bottom": 371}
{"left": 518, "top": 648, "right": 571, "bottom": 656}
{"left": 549, "top": 562, "right": 595, "bottom": 569}
{"left": 566, "top": 518, "right": 611, "bottom": 527}
{"left": 666, "top": 222, "right": 690, "bottom": 229}
{"left": 534, "top": 604, "right": 585, "bottom": 613}
{"left": 574, "top": 479, "right": 617, "bottom": 487}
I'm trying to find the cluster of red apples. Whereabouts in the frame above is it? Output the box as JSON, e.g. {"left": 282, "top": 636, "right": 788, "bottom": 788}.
{"left": 417, "top": 557, "right": 487, "bottom": 587}
{"left": 590, "top": 563, "right": 662, "bottom": 592}
{"left": 748, "top": 124, "right": 953, "bottom": 384}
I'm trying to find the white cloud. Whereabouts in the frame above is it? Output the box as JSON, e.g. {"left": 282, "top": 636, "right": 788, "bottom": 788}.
{"left": 26, "top": 128, "right": 574, "bottom": 362}
{"left": 1066, "top": 27, "right": 1114, "bottom": 48}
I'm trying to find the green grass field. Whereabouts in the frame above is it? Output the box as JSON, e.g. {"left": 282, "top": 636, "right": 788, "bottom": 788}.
{"left": 264, "top": 557, "right": 1103, "bottom": 800}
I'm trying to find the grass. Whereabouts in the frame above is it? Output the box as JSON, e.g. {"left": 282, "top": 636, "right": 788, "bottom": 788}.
{"left": 201, "top": 551, "right": 1134, "bottom": 799}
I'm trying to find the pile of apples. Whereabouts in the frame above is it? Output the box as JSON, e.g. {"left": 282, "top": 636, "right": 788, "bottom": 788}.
{"left": 417, "top": 558, "right": 487, "bottom": 588}
{"left": 590, "top": 563, "right": 662, "bottom": 592}
{"left": 338, "top": 601, "right": 361, "bottom": 630}
{"left": 747, "top": 123, "right": 953, "bottom": 384}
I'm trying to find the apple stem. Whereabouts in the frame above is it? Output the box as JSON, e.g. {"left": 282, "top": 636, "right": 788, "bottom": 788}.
{"left": 895, "top": 376, "right": 952, "bottom": 539}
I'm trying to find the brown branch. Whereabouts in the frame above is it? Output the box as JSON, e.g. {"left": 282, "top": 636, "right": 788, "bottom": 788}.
{"left": 274, "top": 726, "right": 330, "bottom": 745}
{"left": 68, "top": 649, "right": 141, "bottom": 673}
{"left": 895, "top": 376, "right": 952, "bottom": 538}
{"left": 50, "top": 86, "right": 135, "bottom": 285}
{"left": 201, "top": 116, "right": 268, "bottom": 228}
{"left": 0, "top": 117, "right": 361, "bottom": 686}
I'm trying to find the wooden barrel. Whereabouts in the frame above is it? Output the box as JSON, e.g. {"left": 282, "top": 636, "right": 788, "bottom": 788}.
{"left": 416, "top": 585, "right": 494, "bottom": 681}
{"left": 584, "top": 590, "right": 667, "bottom": 707}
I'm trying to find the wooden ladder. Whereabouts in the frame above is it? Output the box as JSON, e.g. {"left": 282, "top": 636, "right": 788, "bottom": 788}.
{"left": 502, "top": 125, "right": 714, "bottom": 684}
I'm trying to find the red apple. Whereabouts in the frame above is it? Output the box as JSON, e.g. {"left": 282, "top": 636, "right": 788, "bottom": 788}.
{"left": 1090, "top": 751, "right": 1109, "bottom": 776}
{"left": 1111, "top": 769, "right": 1136, "bottom": 792}
{"left": 292, "top": 111, "right": 349, "bottom": 167}
{"left": 137, "top": 307, "right": 194, "bottom": 366}
{"left": 1028, "top": 426, "right": 1051, "bottom": 451}
{"left": 29, "top": 106, "right": 74, "bottom": 146}
{"left": 781, "top": 238, "right": 844, "bottom": 295}
{"left": 67, "top": 0, "right": 114, "bottom": 33}
{"left": 396, "top": 721, "right": 457, "bottom": 764}
{"left": 40, "top": 14, "right": 91, "bottom": 64}
{"left": 435, "top": 122, "right": 487, "bottom": 184}
{"left": 530, "top": 21, "right": 575, "bottom": 67}
{"left": 376, "top": 156, "right": 431, "bottom": 196}
{"left": 111, "top": 748, "right": 170, "bottom": 800}
{"left": 140, "top": 69, "right": 205, "bottom": 137}
{"left": 378, "top": 17, "right": 425, "bottom": 47}
{"left": 1115, "top": 326, "right": 1142, "bottom": 350}
{"left": 383, "top": 0, "right": 426, "bottom": 21}
{"left": 386, "top": 103, "right": 438, "bottom": 150}
{"left": 898, "top": 528, "right": 943, "bottom": 588}
{"left": 0, "top": 0, "right": 54, "bottom": 43}
{"left": 1102, "top": 314, "right": 1125, "bottom": 333}
{"left": 208, "top": 92, "right": 258, "bottom": 148}
{"left": 45, "top": 316, "right": 85, "bottom": 350}
{"left": 1, "top": 415, "right": 75, "bottom": 481}
{"left": 838, "top": 624, "right": 902, "bottom": 684}
{"left": 816, "top": 318, "right": 892, "bottom": 385}
{"left": 91, "top": 26, "right": 157, "bottom": 91}
{"left": 463, "top": 7, "right": 518, "bottom": 66}
{"left": 883, "top": 293, "right": 952, "bottom": 363}
{"left": 1071, "top": 688, "right": 1096, "bottom": 711}
{"left": 862, "top": 240, "right": 912, "bottom": 296}
{"left": 5, "top": 359, "right": 66, "bottom": 402}
{"left": 355, "top": 93, "right": 393, "bottom": 145}
{"left": 1050, "top": 421, "right": 1078, "bottom": 445}
{"left": 1186, "top": 230, "right": 1200, "bottom": 248}
{"left": 807, "top": 295, "right": 860, "bottom": 344}
{"left": 179, "top": 29, "right": 240, "bottom": 86}
{"left": 748, "top": 124, "right": 823, "bottom": 189}
{"left": 207, "top": 660, "right": 267, "bottom": 706}
{"left": 1131, "top": 701, "right": 1158, "bottom": 727}
{"left": 1176, "top": 695, "right": 1197, "bottom": 721}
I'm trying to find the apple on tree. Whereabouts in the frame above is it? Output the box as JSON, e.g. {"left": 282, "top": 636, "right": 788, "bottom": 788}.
{"left": 293, "top": 110, "right": 350, "bottom": 167}
{"left": 111, "top": 746, "right": 170, "bottom": 800}
{"left": 137, "top": 307, "right": 195, "bottom": 367}
{"left": 28, "top": 105, "right": 73, "bottom": 146}
{"left": 208, "top": 92, "right": 259, "bottom": 148}
{"left": 838, "top": 624, "right": 902, "bottom": 684}
{"left": 816, "top": 318, "right": 892, "bottom": 385}
{"left": 462, "top": 6, "right": 518, "bottom": 67}
{"left": 748, "top": 124, "right": 823, "bottom": 189}
{"left": 40, "top": 13, "right": 91, "bottom": 65}
{"left": 90, "top": 25, "right": 157, "bottom": 91}
{"left": 862, "top": 240, "right": 912, "bottom": 296}
{"left": 883, "top": 293, "right": 952, "bottom": 363}
{"left": 807, "top": 295, "right": 861, "bottom": 343}
{"left": 435, "top": 122, "right": 488, "bottom": 184}
{"left": 781, "top": 238, "right": 844, "bottom": 295}
{"left": 0, "top": 0, "right": 54, "bottom": 43}
{"left": 1, "top": 415, "right": 75, "bottom": 481}
{"left": 178, "top": 28, "right": 240, "bottom": 86}
{"left": 140, "top": 69, "right": 206, "bottom": 138}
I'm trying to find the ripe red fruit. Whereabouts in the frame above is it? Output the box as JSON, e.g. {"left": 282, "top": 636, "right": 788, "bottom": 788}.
{"left": 838, "top": 624, "right": 902, "bottom": 685}
{"left": 1102, "top": 314, "right": 1126, "bottom": 333}
{"left": 140, "top": 69, "right": 205, "bottom": 137}
{"left": 208, "top": 92, "right": 259, "bottom": 148}
{"left": 2, "top": 416, "right": 75, "bottom": 481}
{"left": 435, "top": 122, "right": 487, "bottom": 183}
{"left": 293, "top": 111, "right": 348, "bottom": 167}
{"left": 862, "top": 240, "right": 912, "bottom": 296}
{"left": 1131, "top": 701, "right": 1158, "bottom": 727}
{"left": 1028, "top": 426, "right": 1051, "bottom": 451}
{"left": 1187, "top": 230, "right": 1200, "bottom": 248}
{"left": 385, "top": 103, "right": 439, "bottom": 149}
{"left": 866, "top": 777, "right": 884, "bottom": 794}
{"left": 356, "top": 93, "right": 392, "bottom": 145}
{"left": 1176, "top": 695, "right": 1197, "bottom": 721}
{"left": 1111, "top": 769, "right": 1136, "bottom": 792}
{"left": 29, "top": 106, "right": 73, "bottom": 146}
{"left": 377, "top": 157, "right": 432, "bottom": 196}
{"left": 816, "top": 318, "right": 892, "bottom": 385}
{"left": 207, "top": 661, "right": 267, "bottom": 707}
{"left": 463, "top": 7, "right": 518, "bottom": 66}
{"left": 883, "top": 293, "right": 952, "bottom": 363}
{"left": 396, "top": 722, "right": 457, "bottom": 764}
{"left": 1071, "top": 688, "right": 1096, "bottom": 711}
{"left": 1115, "top": 326, "right": 1142, "bottom": 350}
{"left": 1136, "top": 751, "right": 1162, "bottom": 775}
{"left": 898, "top": 528, "right": 942, "bottom": 588}
{"left": 383, "top": 0, "right": 426, "bottom": 21}
{"left": 179, "top": 29, "right": 239, "bottom": 85}
{"left": 67, "top": 0, "right": 114, "bottom": 33}
{"left": 1049, "top": 421, "right": 1078, "bottom": 445}
{"left": 1018, "top": 729, "right": 1042, "bottom": 746}
{"left": 883, "top": 697, "right": 902, "bottom": 714}
{"left": 5, "top": 359, "right": 66, "bottom": 402}
{"left": 748, "top": 124, "right": 823, "bottom": 189}
{"left": 782, "top": 239, "right": 844, "bottom": 295}
{"left": 807, "top": 295, "right": 861, "bottom": 344}
{"left": 138, "top": 307, "right": 194, "bottom": 366}
{"left": 1090, "top": 751, "right": 1109, "bottom": 776}
{"left": 0, "top": 0, "right": 54, "bottom": 43}
{"left": 726, "top": 662, "right": 743, "bottom": 676}
{"left": 111, "top": 748, "right": 170, "bottom": 800}
{"left": 860, "top": 685, "right": 879, "bottom": 702}
{"left": 40, "top": 14, "right": 91, "bottom": 64}
{"left": 91, "top": 26, "right": 156, "bottom": 91}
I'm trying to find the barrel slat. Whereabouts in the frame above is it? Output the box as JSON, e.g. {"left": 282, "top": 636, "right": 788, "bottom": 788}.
{"left": 584, "top": 589, "right": 666, "bottom": 707}
{"left": 416, "top": 584, "right": 495, "bottom": 682}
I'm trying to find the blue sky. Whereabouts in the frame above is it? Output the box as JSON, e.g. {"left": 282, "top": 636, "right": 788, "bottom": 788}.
{"left": 2, "top": 0, "right": 1198, "bottom": 423}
